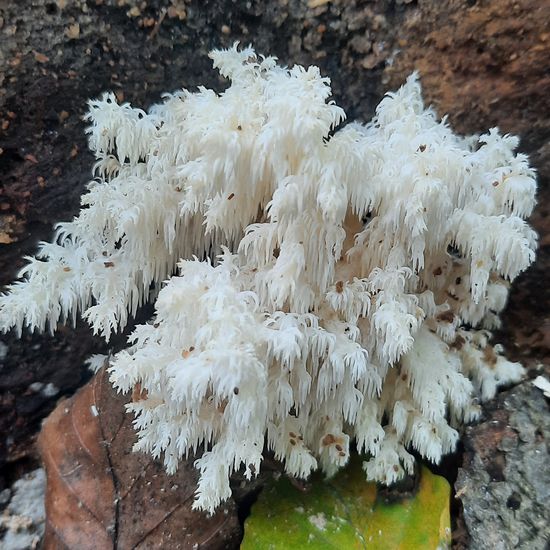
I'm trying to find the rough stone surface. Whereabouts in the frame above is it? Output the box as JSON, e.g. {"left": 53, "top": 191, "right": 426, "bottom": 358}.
{"left": 0, "top": 468, "right": 45, "bottom": 550}
{"left": 456, "top": 380, "right": 550, "bottom": 550}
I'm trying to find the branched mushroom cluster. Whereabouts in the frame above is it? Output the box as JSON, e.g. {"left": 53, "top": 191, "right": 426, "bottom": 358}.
{"left": 0, "top": 45, "right": 537, "bottom": 512}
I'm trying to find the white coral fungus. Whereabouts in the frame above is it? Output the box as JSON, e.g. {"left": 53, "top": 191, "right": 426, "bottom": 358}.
{"left": 0, "top": 45, "right": 537, "bottom": 512}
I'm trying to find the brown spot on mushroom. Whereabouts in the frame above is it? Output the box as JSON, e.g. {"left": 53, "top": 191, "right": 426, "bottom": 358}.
{"left": 338, "top": 451, "right": 346, "bottom": 457}
{"left": 104, "top": 261, "right": 114, "bottom": 268}
{"left": 492, "top": 181, "right": 499, "bottom": 187}
{"left": 227, "top": 193, "right": 235, "bottom": 200}
{"left": 483, "top": 345, "right": 498, "bottom": 367}
{"left": 63, "top": 267, "right": 71, "bottom": 272}
{"left": 335, "top": 280, "right": 344, "bottom": 293}
{"left": 132, "top": 383, "right": 148, "bottom": 402}
{"left": 450, "top": 334, "right": 466, "bottom": 350}
{"left": 436, "top": 310, "right": 455, "bottom": 323}
{"left": 290, "top": 439, "right": 296, "bottom": 446}
{"left": 433, "top": 266, "right": 443, "bottom": 276}
{"left": 322, "top": 434, "right": 336, "bottom": 446}
{"left": 289, "top": 432, "right": 297, "bottom": 438}
{"left": 418, "top": 144, "right": 426, "bottom": 152}
{"left": 233, "top": 387, "right": 239, "bottom": 395}
{"left": 335, "top": 444, "right": 343, "bottom": 452}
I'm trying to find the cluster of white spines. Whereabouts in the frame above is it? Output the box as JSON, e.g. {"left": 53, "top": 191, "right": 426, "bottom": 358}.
{"left": 0, "top": 45, "right": 537, "bottom": 512}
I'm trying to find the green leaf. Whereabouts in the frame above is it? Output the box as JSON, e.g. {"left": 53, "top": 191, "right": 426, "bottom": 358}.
{"left": 242, "top": 456, "right": 451, "bottom": 549}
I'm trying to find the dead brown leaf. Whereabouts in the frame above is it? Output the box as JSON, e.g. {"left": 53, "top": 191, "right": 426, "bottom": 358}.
{"left": 38, "top": 368, "right": 242, "bottom": 549}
